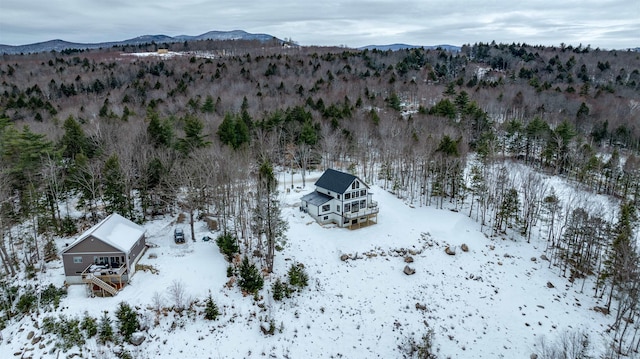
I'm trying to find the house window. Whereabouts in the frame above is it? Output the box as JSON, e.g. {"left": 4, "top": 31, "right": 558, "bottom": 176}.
{"left": 345, "top": 193, "right": 351, "bottom": 200}
{"left": 337, "top": 205, "right": 341, "bottom": 212}
{"left": 352, "top": 202, "right": 360, "bottom": 212}
{"left": 73, "top": 256, "right": 83, "bottom": 264}
{"left": 323, "top": 216, "right": 329, "bottom": 220}
{"left": 322, "top": 204, "right": 330, "bottom": 212}
{"left": 360, "top": 189, "right": 366, "bottom": 196}
{"left": 345, "top": 203, "right": 351, "bottom": 212}
{"left": 360, "top": 200, "right": 366, "bottom": 208}
{"left": 353, "top": 191, "right": 359, "bottom": 199}
{"left": 337, "top": 194, "right": 341, "bottom": 199}
{"left": 352, "top": 182, "right": 356, "bottom": 189}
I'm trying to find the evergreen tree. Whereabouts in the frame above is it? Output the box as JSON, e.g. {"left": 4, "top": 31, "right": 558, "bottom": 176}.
{"left": 115, "top": 301, "right": 139, "bottom": 341}
{"left": 177, "top": 114, "right": 210, "bottom": 155}
{"left": 386, "top": 92, "right": 402, "bottom": 111}
{"left": 201, "top": 95, "right": 215, "bottom": 113}
{"left": 60, "top": 115, "right": 93, "bottom": 159}
{"left": 217, "top": 113, "right": 249, "bottom": 150}
{"left": 146, "top": 110, "right": 173, "bottom": 148}
{"left": 287, "top": 263, "right": 309, "bottom": 289}
{"left": 216, "top": 233, "right": 240, "bottom": 261}
{"left": 98, "top": 311, "right": 114, "bottom": 344}
{"left": 238, "top": 256, "right": 263, "bottom": 294}
{"left": 204, "top": 293, "right": 220, "bottom": 320}
{"left": 102, "top": 154, "right": 131, "bottom": 216}
{"left": 601, "top": 201, "right": 639, "bottom": 310}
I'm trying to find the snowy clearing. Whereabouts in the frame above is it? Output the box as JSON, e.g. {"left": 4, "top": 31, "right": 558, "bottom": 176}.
{"left": 0, "top": 172, "right": 614, "bottom": 358}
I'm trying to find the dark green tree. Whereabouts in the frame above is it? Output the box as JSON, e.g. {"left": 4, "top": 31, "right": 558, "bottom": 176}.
{"left": 115, "top": 301, "right": 139, "bottom": 341}
{"left": 204, "top": 293, "right": 220, "bottom": 320}
{"left": 146, "top": 110, "right": 173, "bottom": 148}
{"left": 98, "top": 311, "right": 114, "bottom": 344}
{"left": 238, "top": 256, "right": 263, "bottom": 294}
{"left": 60, "top": 115, "right": 94, "bottom": 159}
{"left": 386, "top": 92, "right": 402, "bottom": 111}
{"left": 201, "top": 95, "right": 215, "bottom": 113}
{"left": 177, "top": 115, "right": 210, "bottom": 155}
{"left": 216, "top": 233, "right": 240, "bottom": 261}
{"left": 601, "top": 202, "right": 638, "bottom": 311}
{"left": 102, "top": 154, "right": 131, "bottom": 217}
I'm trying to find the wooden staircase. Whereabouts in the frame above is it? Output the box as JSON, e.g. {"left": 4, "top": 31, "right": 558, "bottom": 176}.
{"left": 83, "top": 273, "right": 119, "bottom": 296}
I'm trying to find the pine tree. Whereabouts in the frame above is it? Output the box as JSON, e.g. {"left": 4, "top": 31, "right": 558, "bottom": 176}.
{"left": 146, "top": 110, "right": 173, "bottom": 148}
{"left": 238, "top": 256, "right": 263, "bottom": 294}
{"left": 601, "top": 201, "right": 639, "bottom": 311}
{"left": 201, "top": 95, "right": 215, "bottom": 113}
{"left": 98, "top": 311, "right": 114, "bottom": 344}
{"left": 60, "top": 115, "right": 92, "bottom": 159}
{"left": 102, "top": 154, "right": 131, "bottom": 216}
{"left": 204, "top": 293, "right": 220, "bottom": 320}
{"left": 115, "top": 301, "right": 139, "bottom": 341}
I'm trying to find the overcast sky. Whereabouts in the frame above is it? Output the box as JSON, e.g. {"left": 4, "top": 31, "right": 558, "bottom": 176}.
{"left": 1, "top": 0, "right": 638, "bottom": 49}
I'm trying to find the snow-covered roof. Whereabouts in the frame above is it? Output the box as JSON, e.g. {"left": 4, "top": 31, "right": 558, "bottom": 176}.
{"left": 314, "top": 168, "right": 368, "bottom": 193}
{"left": 61, "top": 213, "right": 145, "bottom": 254}
{"left": 301, "top": 191, "right": 333, "bottom": 206}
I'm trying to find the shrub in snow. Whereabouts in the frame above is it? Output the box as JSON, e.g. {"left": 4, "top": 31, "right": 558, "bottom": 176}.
{"left": 16, "top": 287, "right": 37, "bottom": 313}
{"left": 59, "top": 215, "right": 77, "bottom": 236}
{"left": 216, "top": 233, "right": 240, "bottom": 261}
{"left": 238, "top": 256, "right": 263, "bottom": 294}
{"left": 271, "top": 278, "right": 292, "bottom": 301}
{"left": 40, "top": 283, "right": 67, "bottom": 310}
{"left": 115, "top": 301, "right": 139, "bottom": 341}
{"left": 81, "top": 312, "right": 98, "bottom": 338}
{"left": 287, "top": 263, "right": 309, "bottom": 289}
{"left": 41, "top": 315, "right": 85, "bottom": 351}
{"left": 226, "top": 264, "right": 235, "bottom": 277}
{"left": 98, "top": 311, "right": 114, "bottom": 344}
{"left": 204, "top": 293, "right": 220, "bottom": 320}
{"left": 402, "top": 328, "right": 438, "bottom": 359}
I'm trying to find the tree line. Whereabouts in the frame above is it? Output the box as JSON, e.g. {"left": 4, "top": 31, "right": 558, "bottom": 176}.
{"left": 1, "top": 39, "right": 639, "bottom": 356}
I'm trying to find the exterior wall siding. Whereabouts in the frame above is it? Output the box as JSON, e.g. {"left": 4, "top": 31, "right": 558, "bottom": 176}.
{"left": 62, "top": 251, "right": 124, "bottom": 277}
{"left": 61, "top": 234, "right": 145, "bottom": 280}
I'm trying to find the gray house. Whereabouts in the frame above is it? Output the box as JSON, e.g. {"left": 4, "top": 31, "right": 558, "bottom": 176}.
{"left": 61, "top": 213, "right": 146, "bottom": 296}
{"left": 301, "top": 168, "right": 378, "bottom": 228}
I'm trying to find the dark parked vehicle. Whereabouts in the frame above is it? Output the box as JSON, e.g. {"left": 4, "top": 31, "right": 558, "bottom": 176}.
{"left": 174, "top": 228, "right": 185, "bottom": 243}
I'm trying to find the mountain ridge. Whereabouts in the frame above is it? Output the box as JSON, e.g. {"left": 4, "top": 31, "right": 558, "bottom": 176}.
{"left": 0, "top": 30, "right": 280, "bottom": 54}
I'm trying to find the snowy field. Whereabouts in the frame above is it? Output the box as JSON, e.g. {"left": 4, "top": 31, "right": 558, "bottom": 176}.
{"left": 0, "top": 172, "right": 614, "bottom": 358}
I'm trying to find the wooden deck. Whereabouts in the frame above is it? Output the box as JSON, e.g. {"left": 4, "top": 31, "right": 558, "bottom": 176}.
{"left": 81, "top": 264, "right": 128, "bottom": 297}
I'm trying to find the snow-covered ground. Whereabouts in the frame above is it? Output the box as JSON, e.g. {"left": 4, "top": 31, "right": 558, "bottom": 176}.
{"left": 0, "top": 171, "right": 614, "bottom": 358}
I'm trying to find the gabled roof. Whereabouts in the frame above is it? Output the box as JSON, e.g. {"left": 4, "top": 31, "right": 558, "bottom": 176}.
{"left": 314, "top": 168, "right": 367, "bottom": 193}
{"left": 61, "top": 213, "right": 145, "bottom": 255}
{"left": 301, "top": 191, "right": 333, "bottom": 206}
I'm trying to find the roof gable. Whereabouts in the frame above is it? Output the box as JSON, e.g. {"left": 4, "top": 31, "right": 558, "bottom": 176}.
{"left": 314, "top": 168, "right": 366, "bottom": 193}
{"left": 61, "top": 213, "right": 144, "bottom": 254}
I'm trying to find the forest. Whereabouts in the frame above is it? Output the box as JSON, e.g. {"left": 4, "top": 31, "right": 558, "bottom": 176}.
{"left": 1, "top": 39, "right": 639, "bottom": 356}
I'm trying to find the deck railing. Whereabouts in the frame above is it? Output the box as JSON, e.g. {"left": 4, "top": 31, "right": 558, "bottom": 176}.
{"left": 344, "top": 201, "right": 379, "bottom": 220}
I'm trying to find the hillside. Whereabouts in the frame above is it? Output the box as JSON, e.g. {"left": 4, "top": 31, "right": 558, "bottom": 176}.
{"left": 0, "top": 40, "right": 639, "bottom": 358}
{"left": 0, "top": 169, "right": 621, "bottom": 358}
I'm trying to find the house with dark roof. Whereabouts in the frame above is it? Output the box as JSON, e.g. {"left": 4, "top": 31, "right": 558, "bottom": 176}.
{"left": 301, "top": 168, "right": 378, "bottom": 228}
{"left": 61, "top": 213, "right": 146, "bottom": 296}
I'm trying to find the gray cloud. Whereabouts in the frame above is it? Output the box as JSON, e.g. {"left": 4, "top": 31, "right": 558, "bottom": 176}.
{"left": 1, "top": 0, "right": 637, "bottom": 49}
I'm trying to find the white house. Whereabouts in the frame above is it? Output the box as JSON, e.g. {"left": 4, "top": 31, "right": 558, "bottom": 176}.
{"left": 301, "top": 168, "right": 378, "bottom": 228}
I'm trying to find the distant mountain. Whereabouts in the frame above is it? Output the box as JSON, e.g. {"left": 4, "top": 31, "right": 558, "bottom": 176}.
{"left": 359, "top": 43, "right": 460, "bottom": 52}
{"left": 0, "top": 30, "right": 280, "bottom": 55}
